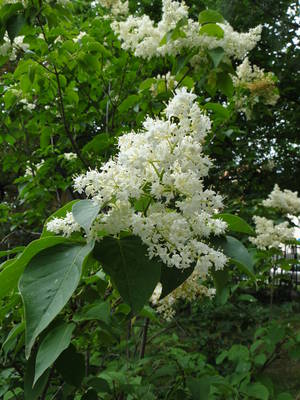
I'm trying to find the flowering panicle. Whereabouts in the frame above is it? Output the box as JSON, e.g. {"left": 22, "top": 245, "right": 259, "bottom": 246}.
{"left": 232, "top": 57, "right": 279, "bottom": 118}
{"left": 112, "top": 0, "right": 262, "bottom": 61}
{"left": 47, "top": 88, "right": 227, "bottom": 274}
{"left": 262, "top": 184, "right": 300, "bottom": 216}
{"left": 95, "top": 0, "right": 129, "bottom": 16}
{"left": 249, "top": 216, "right": 295, "bottom": 250}
{"left": 151, "top": 274, "right": 216, "bottom": 321}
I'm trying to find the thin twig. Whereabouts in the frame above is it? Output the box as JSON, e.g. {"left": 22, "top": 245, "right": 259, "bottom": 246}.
{"left": 139, "top": 318, "right": 150, "bottom": 359}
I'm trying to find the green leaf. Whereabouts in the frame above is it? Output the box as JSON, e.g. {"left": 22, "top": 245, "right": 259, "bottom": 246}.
{"left": 73, "top": 300, "right": 110, "bottom": 324}
{"left": 0, "top": 246, "right": 25, "bottom": 258}
{"left": 34, "top": 322, "right": 75, "bottom": 386}
{"left": 213, "top": 213, "right": 255, "bottom": 235}
{"left": 216, "top": 236, "right": 255, "bottom": 279}
{"left": 217, "top": 72, "right": 234, "bottom": 97}
{"left": 41, "top": 200, "right": 79, "bottom": 237}
{"left": 82, "top": 133, "right": 112, "bottom": 155}
{"left": 72, "top": 199, "right": 100, "bottom": 234}
{"left": 2, "top": 321, "right": 25, "bottom": 359}
{"left": 212, "top": 268, "right": 229, "bottom": 304}
{"left": 6, "top": 13, "right": 26, "bottom": 42}
{"left": 204, "top": 102, "right": 230, "bottom": 119}
{"left": 276, "top": 393, "right": 294, "bottom": 400}
{"left": 198, "top": 9, "right": 224, "bottom": 25}
{"left": 208, "top": 47, "right": 225, "bottom": 68}
{"left": 19, "top": 242, "right": 93, "bottom": 358}
{"left": 55, "top": 344, "right": 85, "bottom": 387}
{"left": 160, "top": 264, "right": 194, "bottom": 298}
{"left": 118, "top": 95, "right": 139, "bottom": 113}
{"left": 24, "top": 352, "right": 50, "bottom": 400}
{"left": 94, "top": 236, "right": 161, "bottom": 313}
{"left": 199, "top": 23, "right": 224, "bottom": 39}
{"left": 139, "top": 78, "right": 156, "bottom": 91}
{"left": 0, "top": 236, "right": 72, "bottom": 300}
{"left": 245, "top": 383, "right": 269, "bottom": 400}
{"left": 187, "top": 377, "right": 211, "bottom": 400}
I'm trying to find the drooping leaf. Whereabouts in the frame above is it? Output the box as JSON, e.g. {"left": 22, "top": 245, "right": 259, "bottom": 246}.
{"left": 6, "top": 13, "right": 26, "bottom": 42}
{"left": 72, "top": 199, "right": 100, "bottom": 234}
{"left": 160, "top": 264, "right": 194, "bottom": 298}
{"left": 34, "top": 322, "right": 75, "bottom": 385}
{"left": 55, "top": 344, "right": 85, "bottom": 387}
{"left": 24, "top": 352, "right": 50, "bottom": 400}
{"left": 216, "top": 236, "right": 255, "bottom": 279}
{"left": 19, "top": 242, "right": 93, "bottom": 358}
{"left": 0, "top": 236, "right": 72, "bottom": 300}
{"left": 2, "top": 321, "right": 25, "bottom": 360}
{"left": 73, "top": 300, "right": 110, "bottom": 324}
{"left": 94, "top": 236, "right": 161, "bottom": 313}
{"left": 217, "top": 72, "right": 234, "bottom": 97}
{"left": 208, "top": 47, "right": 225, "bottom": 68}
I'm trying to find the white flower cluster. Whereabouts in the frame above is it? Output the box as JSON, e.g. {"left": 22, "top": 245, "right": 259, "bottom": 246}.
{"left": 47, "top": 88, "right": 227, "bottom": 273}
{"left": 250, "top": 216, "right": 295, "bottom": 250}
{"left": 112, "top": 0, "right": 262, "bottom": 60}
{"left": 151, "top": 274, "right": 216, "bottom": 320}
{"left": 46, "top": 212, "right": 81, "bottom": 237}
{"left": 262, "top": 184, "right": 300, "bottom": 216}
{"left": 63, "top": 152, "right": 78, "bottom": 161}
{"left": 95, "top": 0, "right": 129, "bottom": 16}
{"left": 0, "top": 34, "right": 29, "bottom": 61}
{"left": 19, "top": 98, "right": 36, "bottom": 112}
{"left": 232, "top": 57, "right": 279, "bottom": 119}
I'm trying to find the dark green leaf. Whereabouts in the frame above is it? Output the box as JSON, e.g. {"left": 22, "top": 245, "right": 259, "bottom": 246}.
{"left": 187, "top": 377, "right": 211, "bottom": 400}
{"left": 24, "top": 352, "right": 50, "bottom": 400}
{"left": 34, "top": 322, "right": 75, "bottom": 385}
{"left": 94, "top": 236, "right": 161, "bottom": 313}
{"left": 55, "top": 344, "right": 85, "bottom": 387}
{"left": 0, "top": 236, "right": 72, "bottom": 300}
{"left": 160, "top": 264, "right": 194, "bottom": 298}
{"left": 7, "top": 13, "right": 26, "bottom": 42}
{"left": 19, "top": 242, "right": 93, "bottom": 358}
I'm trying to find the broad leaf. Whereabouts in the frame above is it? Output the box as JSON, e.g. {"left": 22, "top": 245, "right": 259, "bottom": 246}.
{"left": 213, "top": 213, "right": 255, "bottom": 235}
{"left": 0, "top": 236, "right": 72, "bottom": 300}
{"left": 34, "top": 322, "right": 75, "bottom": 385}
{"left": 160, "top": 264, "right": 194, "bottom": 298}
{"left": 208, "top": 47, "right": 225, "bottom": 68}
{"left": 24, "top": 352, "right": 50, "bottom": 400}
{"left": 7, "top": 13, "right": 26, "bottom": 41}
{"left": 198, "top": 9, "right": 224, "bottom": 25}
{"left": 72, "top": 199, "right": 100, "bottom": 234}
{"left": 19, "top": 242, "right": 93, "bottom": 358}
{"left": 216, "top": 236, "right": 255, "bottom": 279}
{"left": 199, "top": 24, "right": 224, "bottom": 39}
{"left": 94, "top": 236, "right": 161, "bottom": 313}
{"left": 55, "top": 344, "right": 85, "bottom": 387}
